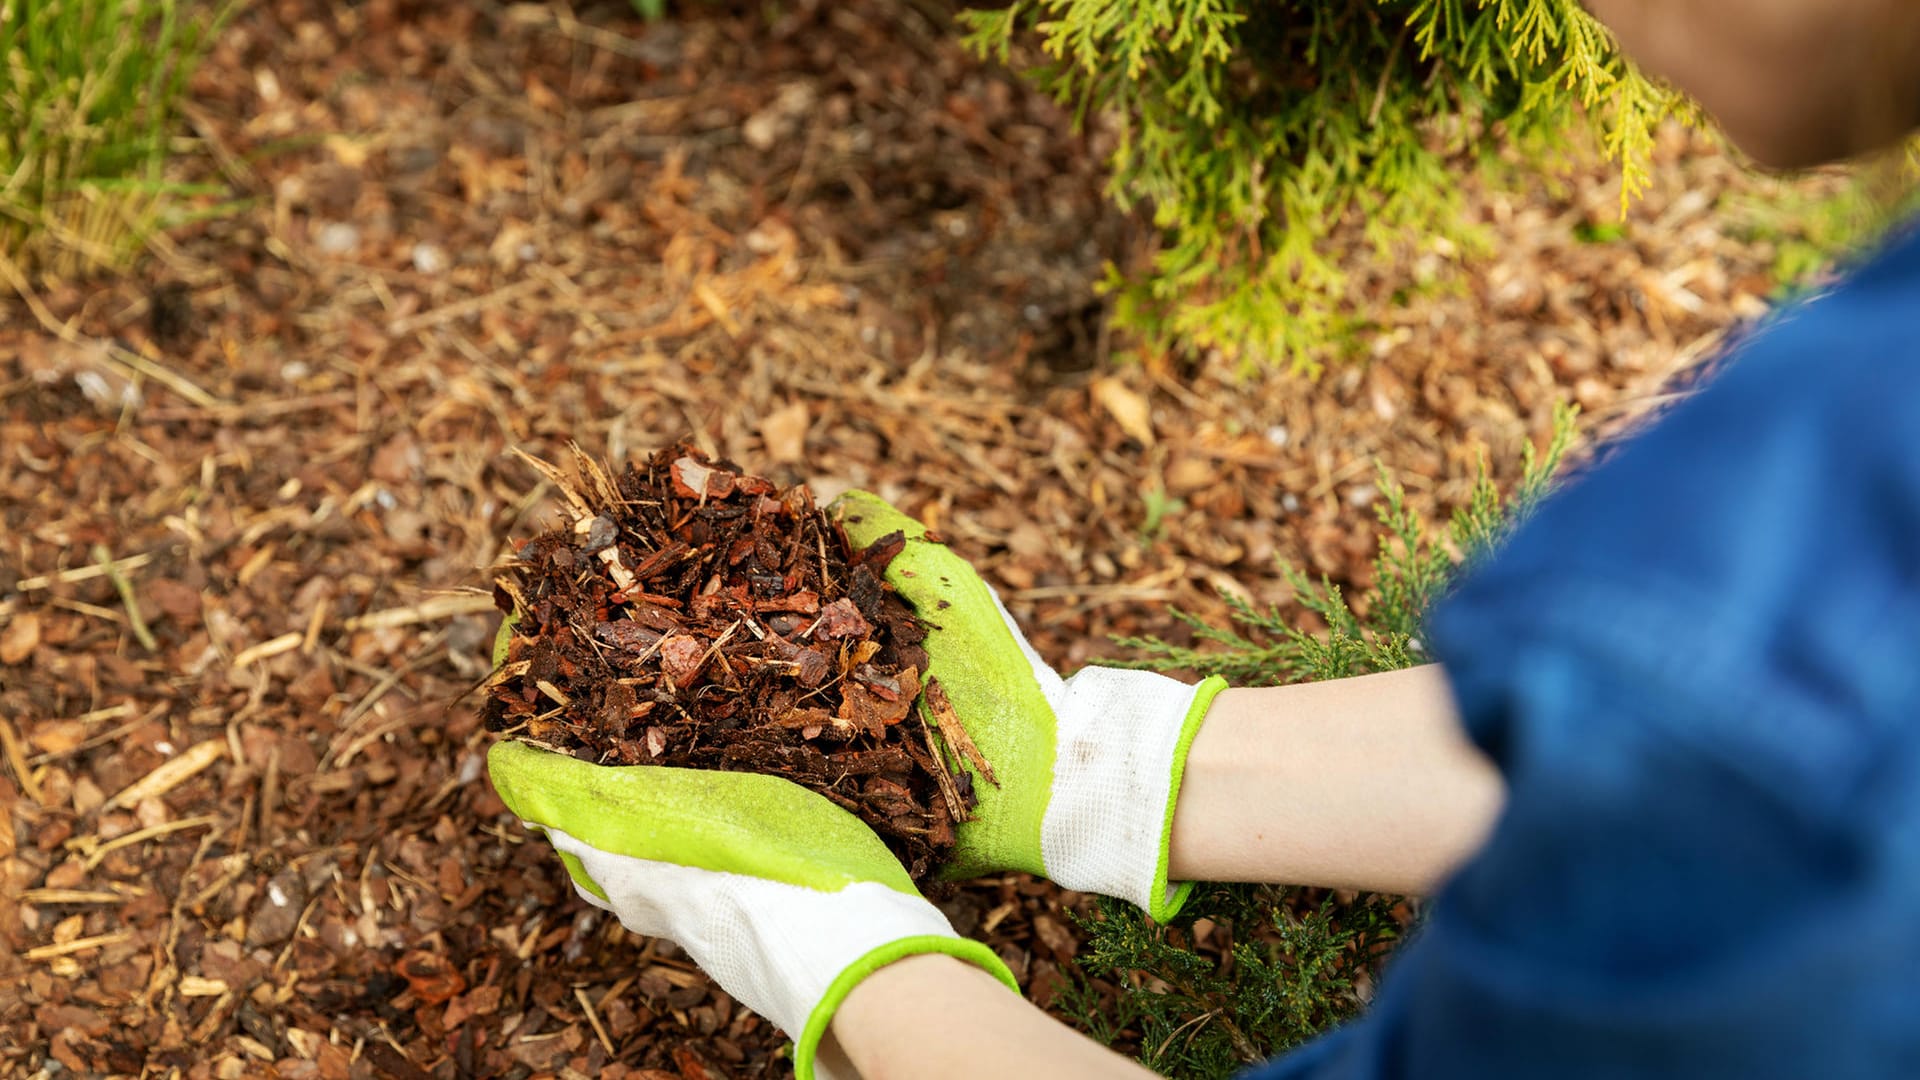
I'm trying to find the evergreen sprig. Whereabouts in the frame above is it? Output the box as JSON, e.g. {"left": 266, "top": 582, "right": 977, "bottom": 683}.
{"left": 960, "top": 0, "right": 1685, "bottom": 372}
{"left": 1069, "top": 404, "right": 1576, "bottom": 1077}
{"left": 1070, "top": 888, "right": 1403, "bottom": 1076}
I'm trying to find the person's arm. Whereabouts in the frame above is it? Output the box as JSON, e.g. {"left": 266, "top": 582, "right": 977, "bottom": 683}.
{"left": 834, "top": 493, "right": 1502, "bottom": 920}
{"left": 822, "top": 953, "right": 1153, "bottom": 1080}
{"left": 820, "top": 665, "right": 1501, "bottom": 1080}
{"left": 1169, "top": 665, "right": 1505, "bottom": 895}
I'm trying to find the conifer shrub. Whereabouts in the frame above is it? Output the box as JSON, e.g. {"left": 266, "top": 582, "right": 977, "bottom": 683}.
{"left": 1068, "top": 405, "right": 1576, "bottom": 1077}
{"left": 959, "top": 1, "right": 1683, "bottom": 371}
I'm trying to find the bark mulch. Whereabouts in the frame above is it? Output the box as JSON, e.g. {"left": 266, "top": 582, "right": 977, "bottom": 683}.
{"left": 484, "top": 443, "right": 976, "bottom": 884}
{"left": 0, "top": 0, "right": 1853, "bottom": 1075}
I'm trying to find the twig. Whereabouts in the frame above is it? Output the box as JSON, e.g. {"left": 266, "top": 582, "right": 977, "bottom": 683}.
{"left": 75, "top": 814, "right": 221, "bottom": 870}
{"left": 504, "top": 2, "right": 665, "bottom": 62}
{"left": 510, "top": 446, "right": 594, "bottom": 519}
{"left": 149, "top": 832, "right": 224, "bottom": 1013}
{"left": 258, "top": 745, "right": 281, "bottom": 851}
{"left": 918, "top": 710, "right": 969, "bottom": 822}
{"left": 17, "top": 552, "right": 153, "bottom": 592}
{"left": 342, "top": 593, "right": 497, "bottom": 631}
{"left": 25, "top": 931, "right": 134, "bottom": 962}
{"left": 28, "top": 702, "right": 170, "bottom": 766}
{"left": 1367, "top": 21, "right": 1414, "bottom": 127}
{"left": 19, "top": 888, "right": 132, "bottom": 905}
{"left": 387, "top": 277, "right": 545, "bottom": 335}
{"left": 323, "top": 637, "right": 450, "bottom": 769}
{"left": 575, "top": 987, "right": 617, "bottom": 1056}
{"left": 71, "top": 703, "right": 136, "bottom": 725}
{"left": 302, "top": 596, "right": 330, "bottom": 654}
{"left": 0, "top": 717, "right": 42, "bottom": 804}
{"left": 1154, "top": 1008, "right": 1222, "bottom": 1061}
{"left": 48, "top": 596, "right": 128, "bottom": 625}
{"left": 89, "top": 543, "right": 157, "bottom": 650}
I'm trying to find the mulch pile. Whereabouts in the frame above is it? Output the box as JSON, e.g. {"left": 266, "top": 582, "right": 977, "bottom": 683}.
{"left": 484, "top": 443, "right": 979, "bottom": 882}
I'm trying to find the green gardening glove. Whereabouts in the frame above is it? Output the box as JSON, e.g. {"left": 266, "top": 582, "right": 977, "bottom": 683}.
{"left": 834, "top": 491, "right": 1227, "bottom": 921}
{"left": 487, "top": 741, "right": 1017, "bottom": 1080}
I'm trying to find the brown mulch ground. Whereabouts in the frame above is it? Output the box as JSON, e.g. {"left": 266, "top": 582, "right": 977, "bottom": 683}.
{"left": 0, "top": 0, "right": 1851, "bottom": 1075}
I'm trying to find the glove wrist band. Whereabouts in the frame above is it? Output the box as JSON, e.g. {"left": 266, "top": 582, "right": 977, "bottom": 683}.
{"left": 1039, "top": 671, "right": 1229, "bottom": 921}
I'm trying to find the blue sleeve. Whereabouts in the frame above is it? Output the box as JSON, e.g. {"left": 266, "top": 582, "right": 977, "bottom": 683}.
{"left": 1243, "top": 225, "right": 1920, "bottom": 1080}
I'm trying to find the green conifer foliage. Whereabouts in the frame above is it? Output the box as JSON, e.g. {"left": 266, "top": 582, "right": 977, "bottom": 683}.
{"left": 960, "top": 1, "right": 1682, "bottom": 372}
{"left": 1074, "top": 405, "right": 1576, "bottom": 1076}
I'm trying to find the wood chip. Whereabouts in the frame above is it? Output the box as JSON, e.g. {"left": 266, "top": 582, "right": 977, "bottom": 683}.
{"left": 923, "top": 677, "right": 997, "bottom": 786}
{"left": 178, "top": 975, "right": 231, "bottom": 997}
{"left": 0, "top": 610, "right": 40, "bottom": 664}
{"left": 1091, "top": 376, "right": 1156, "bottom": 446}
{"left": 918, "top": 711, "right": 969, "bottom": 823}
{"left": 230, "top": 631, "right": 303, "bottom": 672}
{"left": 0, "top": 716, "right": 41, "bottom": 804}
{"left": 105, "top": 741, "right": 226, "bottom": 811}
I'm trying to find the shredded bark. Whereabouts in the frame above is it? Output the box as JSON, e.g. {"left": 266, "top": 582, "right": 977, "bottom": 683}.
{"left": 483, "top": 441, "right": 972, "bottom": 883}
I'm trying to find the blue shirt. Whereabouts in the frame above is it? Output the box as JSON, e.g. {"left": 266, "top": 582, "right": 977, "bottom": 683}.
{"left": 1250, "top": 222, "right": 1920, "bottom": 1079}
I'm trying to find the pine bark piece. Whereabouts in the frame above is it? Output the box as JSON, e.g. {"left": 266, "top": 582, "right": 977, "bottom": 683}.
{"left": 484, "top": 440, "right": 975, "bottom": 883}
{"left": 916, "top": 711, "right": 970, "bottom": 824}
{"left": 923, "top": 677, "right": 998, "bottom": 786}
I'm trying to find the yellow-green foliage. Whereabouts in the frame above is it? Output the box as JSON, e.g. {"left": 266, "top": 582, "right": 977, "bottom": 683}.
{"left": 961, "top": 0, "right": 1685, "bottom": 373}
{"left": 1, "top": 0, "right": 227, "bottom": 280}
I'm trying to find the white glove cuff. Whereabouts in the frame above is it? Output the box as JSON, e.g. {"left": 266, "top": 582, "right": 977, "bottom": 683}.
{"left": 542, "top": 827, "right": 1016, "bottom": 1079}
{"left": 1039, "top": 668, "right": 1225, "bottom": 921}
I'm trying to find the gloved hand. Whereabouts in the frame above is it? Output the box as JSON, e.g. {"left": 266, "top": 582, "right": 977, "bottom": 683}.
{"left": 488, "top": 740, "right": 1017, "bottom": 1080}
{"left": 833, "top": 492, "right": 1226, "bottom": 921}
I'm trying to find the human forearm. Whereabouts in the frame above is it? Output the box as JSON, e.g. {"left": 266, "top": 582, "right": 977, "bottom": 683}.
{"left": 822, "top": 954, "right": 1154, "bottom": 1080}
{"left": 1169, "top": 665, "right": 1503, "bottom": 894}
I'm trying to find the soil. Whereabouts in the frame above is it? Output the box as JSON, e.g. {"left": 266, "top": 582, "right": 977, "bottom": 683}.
{"left": 0, "top": 0, "right": 1853, "bottom": 1075}
{"left": 483, "top": 442, "right": 969, "bottom": 883}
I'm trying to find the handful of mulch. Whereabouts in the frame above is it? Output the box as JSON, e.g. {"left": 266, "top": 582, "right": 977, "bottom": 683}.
{"left": 481, "top": 441, "right": 989, "bottom": 884}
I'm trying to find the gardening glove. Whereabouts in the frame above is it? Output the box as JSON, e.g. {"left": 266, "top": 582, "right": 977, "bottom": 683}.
{"left": 487, "top": 739, "right": 1018, "bottom": 1080}
{"left": 833, "top": 491, "right": 1227, "bottom": 921}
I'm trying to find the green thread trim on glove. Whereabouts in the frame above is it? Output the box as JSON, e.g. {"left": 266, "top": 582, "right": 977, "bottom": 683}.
{"left": 835, "top": 491, "right": 1056, "bottom": 879}
{"left": 792, "top": 935, "right": 1021, "bottom": 1080}
{"left": 553, "top": 846, "right": 609, "bottom": 903}
{"left": 1147, "top": 674, "right": 1229, "bottom": 923}
{"left": 488, "top": 741, "right": 921, "bottom": 897}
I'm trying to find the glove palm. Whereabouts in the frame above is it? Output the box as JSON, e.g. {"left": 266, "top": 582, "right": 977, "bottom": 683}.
{"left": 488, "top": 742, "right": 1015, "bottom": 1079}
{"left": 836, "top": 492, "right": 1225, "bottom": 921}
